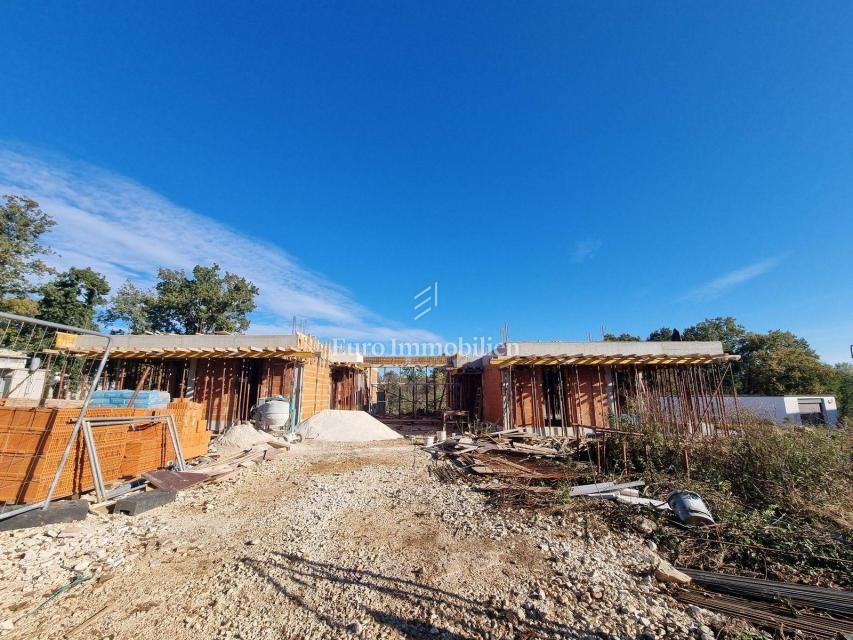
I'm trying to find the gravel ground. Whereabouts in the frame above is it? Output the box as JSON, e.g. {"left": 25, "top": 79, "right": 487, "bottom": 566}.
{"left": 0, "top": 440, "right": 715, "bottom": 639}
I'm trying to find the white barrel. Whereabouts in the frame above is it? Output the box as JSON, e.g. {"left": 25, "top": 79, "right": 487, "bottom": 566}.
{"left": 424, "top": 435, "right": 435, "bottom": 447}
{"left": 258, "top": 400, "right": 290, "bottom": 430}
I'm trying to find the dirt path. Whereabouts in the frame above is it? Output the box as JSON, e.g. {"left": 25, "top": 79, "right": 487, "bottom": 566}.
{"left": 1, "top": 441, "right": 707, "bottom": 639}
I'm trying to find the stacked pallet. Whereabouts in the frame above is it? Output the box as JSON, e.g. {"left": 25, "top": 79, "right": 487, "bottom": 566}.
{"left": 0, "top": 400, "right": 211, "bottom": 505}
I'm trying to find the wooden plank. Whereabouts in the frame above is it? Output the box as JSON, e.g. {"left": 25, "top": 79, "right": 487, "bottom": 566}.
{"left": 482, "top": 455, "right": 535, "bottom": 474}
{"left": 451, "top": 445, "right": 479, "bottom": 456}
{"left": 467, "top": 465, "right": 494, "bottom": 474}
{"left": 511, "top": 443, "right": 560, "bottom": 455}
{"left": 65, "top": 603, "right": 116, "bottom": 638}
{"left": 142, "top": 470, "right": 210, "bottom": 491}
{"left": 485, "top": 428, "right": 525, "bottom": 436}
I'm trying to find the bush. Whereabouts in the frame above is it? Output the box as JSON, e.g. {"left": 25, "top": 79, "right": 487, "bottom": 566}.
{"left": 607, "top": 420, "right": 853, "bottom": 585}
{"left": 617, "top": 419, "right": 852, "bottom": 522}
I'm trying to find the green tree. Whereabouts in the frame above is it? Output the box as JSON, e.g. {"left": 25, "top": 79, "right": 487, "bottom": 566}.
{"left": 103, "top": 264, "right": 259, "bottom": 334}
{"left": 647, "top": 327, "right": 676, "bottom": 341}
{"left": 100, "top": 281, "right": 155, "bottom": 333}
{"left": 38, "top": 267, "right": 110, "bottom": 330}
{"left": 603, "top": 332, "right": 641, "bottom": 341}
{"left": 736, "top": 330, "right": 837, "bottom": 396}
{"left": 0, "top": 195, "right": 56, "bottom": 311}
{"left": 645, "top": 317, "right": 840, "bottom": 399}
{"left": 834, "top": 363, "right": 853, "bottom": 421}
{"left": 682, "top": 316, "right": 746, "bottom": 353}
{"left": 1, "top": 297, "right": 39, "bottom": 317}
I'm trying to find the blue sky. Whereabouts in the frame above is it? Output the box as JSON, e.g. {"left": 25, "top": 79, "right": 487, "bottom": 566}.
{"left": 1, "top": 2, "right": 851, "bottom": 361}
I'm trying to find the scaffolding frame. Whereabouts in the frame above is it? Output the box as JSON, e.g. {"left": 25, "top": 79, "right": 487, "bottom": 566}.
{"left": 0, "top": 312, "right": 112, "bottom": 521}
{"left": 81, "top": 415, "right": 186, "bottom": 502}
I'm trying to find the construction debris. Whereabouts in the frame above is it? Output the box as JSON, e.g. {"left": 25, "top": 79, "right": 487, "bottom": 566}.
{"left": 141, "top": 470, "right": 209, "bottom": 492}
{"left": 113, "top": 489, "right": 177, "bottom": 516}
{"left": 667, "top": 490, "right": 715, "bottom": 525}
{"left": 426, "top": 430, "right": 727, "bottom": 534}
{"left": 433, "top": 429, "right": 595, "bottom": 479}
{"left": 427, "top": 428, "right": 589, "bottom": 479}
{"left": 679, "top": 588, "right": 852, "bottom": 639}
{"left": 572, "top": 480, "right": 646, "bottom": 497}
{"left": 682, "top": 569, "right": 853, "bottom": 618}
{"left": 427, "top": 429, "right": 656, "bottom": 511}
{"left": 670, "top": 569, "right": 853, "bottom": 638}
{"left": 0, "top": 500, "right": 89, "bottom": 531}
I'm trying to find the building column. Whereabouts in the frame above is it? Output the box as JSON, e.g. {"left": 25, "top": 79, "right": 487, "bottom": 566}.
{"left": 185, "top": 358, "right": 198, "bottom": 400}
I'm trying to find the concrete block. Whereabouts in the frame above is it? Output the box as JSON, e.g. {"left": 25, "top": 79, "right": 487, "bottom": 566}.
{"left": 0, "top": 500, "right": 89, "bottom": 531}
{"left": 114, "top": 489, "right": 176, "bottom": 516}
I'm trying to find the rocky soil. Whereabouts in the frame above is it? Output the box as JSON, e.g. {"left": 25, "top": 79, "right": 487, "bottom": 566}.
{"left": 0, "top": 440, "right": 717, "bottom": 639}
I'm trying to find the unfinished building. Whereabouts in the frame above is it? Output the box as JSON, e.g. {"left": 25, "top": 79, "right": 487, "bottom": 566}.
{"left": 71, "top": 333, "right": 332, "bottom": 430}
{"left": 447, "top": 341, "right": 740, "bottom": 437}
{"left": 0, "top": 303, "right": 745, "bottom": 513}
{"left": 329, "top": 352, "right": 372, "bottom": 411}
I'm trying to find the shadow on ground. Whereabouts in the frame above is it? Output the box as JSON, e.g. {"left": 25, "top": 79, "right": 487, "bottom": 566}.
{"left": 241, "top": 551, "right": 586, "bottom": 639}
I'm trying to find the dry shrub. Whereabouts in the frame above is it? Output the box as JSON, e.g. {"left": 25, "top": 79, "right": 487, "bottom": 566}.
{"left": 619, "top": 419, "right": 852, "bottom": 524}
{"left": 696, "top": 421, "right": 852, "bottom": 526}
{"left": 609, "top": 419, "right": 853, "bottom": 585}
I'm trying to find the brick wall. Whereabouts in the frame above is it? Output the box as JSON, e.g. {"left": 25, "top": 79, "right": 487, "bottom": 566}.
{"left": 481, "top": 364, "right": 611, "bottom": 429}
{"left": 512, "top": 366, "right": 545, "bottom": 427}
{"left": 565, "top": 365, "right": 609, "bottom": 427}
{"left": 482, "top": 363, "right": 504, "bottom": 424}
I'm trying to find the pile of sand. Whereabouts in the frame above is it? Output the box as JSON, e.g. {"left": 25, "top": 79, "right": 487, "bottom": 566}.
{"left": 213, "top": 422, "right": 281, "bottom": 451}
{"left": 296, "top": 410, "right": 403, "bottom": 442}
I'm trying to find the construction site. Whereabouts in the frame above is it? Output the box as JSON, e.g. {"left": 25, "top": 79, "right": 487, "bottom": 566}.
{"left": 5, "top": 1, "right": 853, "bottom": 637}
{"left": 0, "top": 311, "right": 850, "bottom": 640}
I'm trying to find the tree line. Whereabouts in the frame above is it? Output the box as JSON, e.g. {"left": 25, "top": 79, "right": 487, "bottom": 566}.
{"left": 0, "top": 194, "right": 259, "bottom": 334}
{"left": 605, "top": 318, "right": 852, "bottom": 418}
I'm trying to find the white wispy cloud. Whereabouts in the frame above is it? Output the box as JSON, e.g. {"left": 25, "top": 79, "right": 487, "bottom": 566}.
{"left": 0, "top": 145, "right": 442, "bottom": 343}
{"left": 571, "top": 238, "right": 602, "bottom": 263}
{"left": 681, "top": 257, "right": 782, "bottom": 301}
